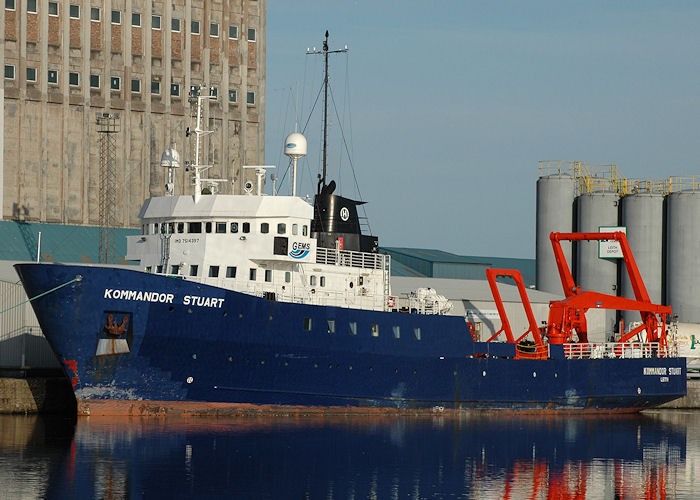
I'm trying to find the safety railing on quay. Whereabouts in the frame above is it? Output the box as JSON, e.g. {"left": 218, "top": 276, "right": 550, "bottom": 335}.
{"left": 562, "top": 342, "right": 678, "bottom": 360}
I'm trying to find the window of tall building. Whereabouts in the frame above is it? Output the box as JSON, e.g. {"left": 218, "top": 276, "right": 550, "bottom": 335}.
{"left": 110, "top": 76, "right": 121, "bottom": 90}
{"left": 69, "top": 72, "right": 79, "bottom": 86}
{"left": 210, "top": 22, "right": 219, "bottom": 37}
{"left": 48, "top": 2, "right": 58, "bottom": 16}
{"left": 111, "top": 10, "right": 120, "bottom": 25}
{"left": 5, "top": 65, "right": 15, "bottom": 79}
{"left": 229, "top": 25, "right": 238, "bottom": 39}
{"left": 90, "top": 7, "right": 100, "bottom": 21}
{"left": 132, "top": 13, "right": 141, "bottom": 27}
{"left": 47, "top": 70, "right": 58, "bottom": 85}
{"left": 191, "top": 21, "right": 200, "bottom": 34}
{"left": 248, "top": 28, "right": 256, "bottom": 41}
{"left": 228, "top": 90, "right": 237, "bottom": 103}
{"left": 27, "top": 0, "right": 36, "bottom": 14}
{"left": 247, "top": 91, "right": 255, "bottom": 105}
{"left": 209, "top": 86, "right": 217, "bottom": 98}
{"left": 152, "top": 15, "right": 161, "bottom": 29}
{"left": 5, "top": 0, "right": 15, "bottom": 11}
{"left": 26, "top": 67, "right": 37, "bottom": 82}
{"left": 171, "top": 18, "right": 180, "bottom": 32}
{"left": 171, "top": 83, "right": 180, "bottom": 97}
{"left": 69, "top": 4, "right": 79, "bottom": 19}
{"left": 151, "top": 81, "right": 161, "bottom": 95}
{"left": 131, "top": 79, "right": 141, "bottom": 93}
{"left": 90, "top": 74, "right": 100, "bottom": 88}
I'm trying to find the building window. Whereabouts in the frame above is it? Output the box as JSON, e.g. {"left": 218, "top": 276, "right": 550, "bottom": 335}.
{"left": 260, "top": 223, "right": 269, "bottom": 234}
{"left": 228, "top": 89, "right": 237, "bottom": 103}
{"left": 48, "top": 2, "right": 58, "bottom": 16}
{"left": 47, "top": 70, "right": 58, "bottom": 85}
{"left": 90, "top": 7, "right": 99, "bottom": 21}
{"left": 151, "top": 81, "right": 161, "bottom": 95}
{"left": 171, "top": 83, "right": 180, "bottom": 97}
{"left": 209, "top": 266, "right": 219, "bottom": 278}
{"left": 349, "top": 322, "right": 357, "bottom": 336}
{"left": 371, "top": 324, "right": 379, "bottom": 337}
{"left": 189, "top": 265, "right": 198, "bottom": 277}
{"left": 90, "top": 74, "right": 100, "bottom": 88}
{"left": 248, "top": 28, "right": 256, "bottom": 41}
{"left": 69, "top": 72, "right": 79, "bottom": 86}
{"left": 132, "top": 12, "right": 141, "bottom": 27}
{"left": 246, "top": 91, "right": 255, "bottom": 105}
{"left": 5, "top": 0, "right": 15, "bottom": 11}
{"left": 69, "top": 4, "right": 79, "bottom": 18}
{"left": 215, "top": 222, "right": 226, "bottom": 234}
{"left": 303, "top": 318, "right": 312, "bottom": 331}
{"left": 249, "top": 268, "right": 256, "bottom": 281}
{"left": 188, "top": 222, "right": 202, "bottom": 233}
{"left": 111, "top": 10, "right": 121, "bottom": 25}
{"left": 229, "top": 25, "right": 238, "bottom": 39}
{"left": 277, "top": 223, "right": 286, "bottom": 235}
{"left": 226, "top": 266, "right": 236, "bottom": 278}
{"left": 209, "top": 86, "right": 218, "bottom": 98}
{"left": 27, "top": 0, "right": 36, "bottom": 14}
{"left": 110, "top": 76, "right": 120, "bottom": 90}
{"left": 26, "top": 67, "right": 37, "bottom": 82}
{"left": 210, "top": 22, "right": 219, "bottom": 37}
{"left": 171, "top": 18, "right": 181, "bottom": 32}
{"left": 4, "top": 65, "right": 14, "bottom": 79}
{"left": 393, "top": 326, "right": 400, "bottom": 339}
{"left": 131, "top": 79, "right": 141, "bottom": 93}
{"left": 230, "top": 222, "right": 238, "bottom": 233}
{"left": 152, "top": 15, "right": 161, "bottom": 30}
{"left": 265, "top": 270, "right": 272, "bottom": 282}
{"left": 242, "top": 222, "right": 250, "bottom": 233}
{"left": 327, "top": 320, "right": 335, "bottom": 334}
{"left": 191, "top": 21, "right": 200, "bottom": 34}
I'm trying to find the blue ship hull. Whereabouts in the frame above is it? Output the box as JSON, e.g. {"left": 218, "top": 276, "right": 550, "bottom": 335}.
{"left": 15, "top": 263, "right": 687, "bottom": 414}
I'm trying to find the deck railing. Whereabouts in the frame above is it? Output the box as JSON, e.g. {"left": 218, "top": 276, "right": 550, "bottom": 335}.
{"left": 563, "top": 342, "right": 678, "bottom": 360}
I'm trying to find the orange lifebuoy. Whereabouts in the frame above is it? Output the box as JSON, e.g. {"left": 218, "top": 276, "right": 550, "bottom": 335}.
{"left": 387, "top": 296, "right": 396, "bottom": 309}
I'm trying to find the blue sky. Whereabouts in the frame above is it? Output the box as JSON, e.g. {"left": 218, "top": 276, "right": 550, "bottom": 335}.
{"left": 264, "top": 1, "right": 700, "bottom": 258}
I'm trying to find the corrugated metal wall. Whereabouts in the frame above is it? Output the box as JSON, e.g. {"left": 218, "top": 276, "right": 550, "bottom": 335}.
{"left": 0, "top": 279, "right": 60, "bottom": 368}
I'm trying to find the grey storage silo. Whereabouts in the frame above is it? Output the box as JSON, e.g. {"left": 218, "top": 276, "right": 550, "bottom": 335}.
{"left": 576, "top": 192, "right": 620, "bottom": 340}
{"left": 619, "top": 193, "right": 664, "bottom": 327}
{"left": 666, "top": 191, "right": 700, "bottom": 323}
{"left": 536, "top": 174, "right": 574, "bottom": 294}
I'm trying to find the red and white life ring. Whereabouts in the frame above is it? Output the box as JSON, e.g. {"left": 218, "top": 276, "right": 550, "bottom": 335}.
{"left": 387, "top": 296, "right": 396, "bottom": 309}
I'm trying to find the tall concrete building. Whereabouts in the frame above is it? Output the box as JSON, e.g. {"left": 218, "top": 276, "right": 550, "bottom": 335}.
{"left": 1, "top": 0, "right": 266, "bottom": 228}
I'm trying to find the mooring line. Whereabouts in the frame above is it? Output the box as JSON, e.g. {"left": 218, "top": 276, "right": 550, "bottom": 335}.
{"left": 0, "top": 275, "right": 83, "bottom": 315}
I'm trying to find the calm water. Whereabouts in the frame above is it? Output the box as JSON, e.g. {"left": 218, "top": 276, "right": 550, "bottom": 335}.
{"left": 0, "top": 411, "right": 697, "bottom": 499}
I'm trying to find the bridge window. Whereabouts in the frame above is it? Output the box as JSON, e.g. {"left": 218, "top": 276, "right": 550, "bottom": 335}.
{"left": 261, "top": 223, "right": 269, "bottom": 234}
{"left": 413, "top": 327, "right": 421, "bottom": 341}
{"left": 320, "top": 276, "right": 326, "bottom": 287}
{"left": 215, "top": 222, "right": 226, "bottom": 233}
{"left": 277, "top": 223, "right": 286, "bottom": 234}
{"left": 230, "top": 222, "right": 238, "bottom": 233}
{"left": 188, "top": 222, "right": 202, "bottom": 233}
{"left": 177, "top": 222, "right": 184, "bottom": 233}
{"left": 249, "top": 268, "right": 256, "bottom": 281}
{"left": 302, "top": 225, "right": 308, "bottom": 236}
{"left": 292, "top": 224, "right": 298, "bottom": 235}
{"left": 349, "top": 322, "right": 357, "bottom": 335}
{"left": 209, "top": 266, "right": 219, "bottom": 278}
{"left": 284, "top": 271, "right": 291, "bottom": 283}
{"left": 310, "top": 275, "right": 317, "bottom": 286}
{"left": 205, "top": 222, "right": 212, "bottom": 233}
{"left": 242, "top": 222, "right": 250, "bottom": 234}
{"left": 226, "top": 266, "right": 236, "bottom": 278}
{"left": 265, "top": 270, "right": 272, "bottom": 282}
{"left": 393, "top": 326, "right": 400, "bottom": 339}
{"left": 190, "top": 265, "right": 198, "bottom": 277}
{"left": 371, "top": 324, "right": 379, "bottom": 337}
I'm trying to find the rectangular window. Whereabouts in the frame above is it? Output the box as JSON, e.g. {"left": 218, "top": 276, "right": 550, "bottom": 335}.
{"left": 303, "top": 318, "right": 312, "bottom": 331}
{"left": 273, "top": 237, "right": 288, "bottom": 256}
{"left": 302, "top": 225, "right": 308, "bottom": 236}
{"left": 249, "top": 268, "right": 256, "bottom": 281}
{"left": 151, "top": 81, "right": 161, "bottom": 95}
{"left": 310, "top": 275, "right": 317, "bottom": 286}
{"left": 171, "top": 18, "right": 181, "bottom": 32}
{"left": 177, "top": 222, "right": 184, "bottom": 233}
{"left": 228, "top": 25, "right": 238, "bottom": 39}
{"left": 209, "top": 266, "right": 219, "bottom": 278}
{"left": 27, "top": 0, "right": 36, "bottom": 14}
{"left": 215, "top": 222, "right": 226, "bottom": 234}
{"left": 48, "top": 2, "right": 58, "bottom": 16}
{"left": 265, "top": 270, "right": 272, "bottom": 282}
{"left": 260, "top": 223, "right": 269, "bottom": 234}
{"left": 110, "top": 76, "right": 121, "bottom": 90}
{"left": 132, "top": 12, "right": 141, "bottom": 27}
{"left": 320, "top": 276, "right": 326, "bottom": 287}
{"left": 327, "top": 320, "right": 336, "bottom": 334}
{"left": 191, "top": 21, "right": 200, "bottom": 34}
{"left": 413, "top": 327, "right": 422, "bottom": 341}
{"left": 292, "top": 224, "right": 298, "bottom": 235}
{"left": 156, "top": 265, "right": 163, "bottom": 273}
{"left": 111, "top": 10, "right": 121, "bottom": 25}
{"left": 152, "top": 15, "right": 161, "bottom": 29}
{"left": 226, "top": 266, "right": 236, "bottom": 278}
{"left": 209, "top": 86, "right": 218, "bottom": 98}
{"left": 190, "top": 265, "right": 198, "bottom": 277}
{"left": 277, "top": 223, "right": 286, "bottom": 235}
{"left": 188, "top": 222, "right": 202, "bottom": 233}
{"left": 5, "top": 0, "right": 15, "bottom": 11}
{"left": 228, "top": 89, "right": 237, "bottom": 103}
{"left": 205, "top": 222, "right": 212, "bottom": 233}
{"left": 69, "top": 4, "right": 79, "bottom": 18}
{"left": 90, "top": 7, "right": 99, "bottom": 21}
{"left": 349, "top": 322, "right": 357, "bottom": 336}
{"left": 170, "top": 265, "right": 179, "bottom": 275}
{"left": 145, "top": 266, "right": 152, "bottom": 273}
{"left": 393, "top": 326, "right": 400, "bottom": 339}
{"left": 171, "top": 83, "right": 180, "bottom": 97}
{"left": 69, "top": 72, "right": 79, "bottom": 86}
{"left": 131, "top": 79, "right": 141, "bottom": 93}
{"left": 90, "top": 74, "right": 100, "bottom": 88}
{"left": 242, "top": 222, "right": 250, "bottom": 233}
{"left": 47, "top": 70, "right": 58, "bottom": 84}
{"left": 246, "top": 91, "right": 255, "bottom": 105}
{"left": 248, "top": 28, "right": 256, "bottom": 41}
{"left": 210, "top": 22, "right": 219, "bottom": 37}
{"left": 230, "top": 222, "right": 239, "bottom": 233}
{"left": 284, "top": 271, "right": 291, "bottom": 283}
{"left": 371, "top": 324, "right": 379, "bottom": 337}
{"left": 26, "top": 67, "right": 37, "bottom": 82}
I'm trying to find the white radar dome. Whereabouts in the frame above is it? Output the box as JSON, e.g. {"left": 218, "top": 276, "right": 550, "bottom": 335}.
{"left": 160, "top": 148, "right": 182, "bottom": 168}
{"left": 284, "top": 133, "right": 307, "bottom": 159}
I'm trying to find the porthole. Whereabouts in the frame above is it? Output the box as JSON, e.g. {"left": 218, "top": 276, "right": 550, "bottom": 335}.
{"left": 637, "top": 387, "right": 642, "bottom": 394}
{"left": 187, "top": 308, "right": 192, "bottom": 314}
{"left": 260, "top": 360, "right": 265, "bottom": 365}
{"left": 369, "top": 366, "right": 373, "bottom": 371}
{"left": 533, "top": 372, "right": 537, "bottom": 378}
{"left": 228, "top": 356, "right": 233, "bottom": 362}
{"left": 192, "top": 354, "right": 197, "bottom": 360}
{"left": 314, "top": 363, "right": 318, "bottom": 368}
{"left": 482, "top": 371, "right": 487, "bottom": 377}
{"left": 284, "top": 361, "right": 289, "bottom": 367}
{"left": 186, "top": 376, "right": 193, "bottom": 384}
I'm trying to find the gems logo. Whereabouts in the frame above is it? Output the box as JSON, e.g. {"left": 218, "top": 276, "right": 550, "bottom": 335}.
{"left": 289, "top": 241, "right": 311, "bottom": 259}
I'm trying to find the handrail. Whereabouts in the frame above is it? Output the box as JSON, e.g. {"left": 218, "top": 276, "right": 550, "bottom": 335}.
{"left": 563, "top": 342, "right": 678, "bottom": 359}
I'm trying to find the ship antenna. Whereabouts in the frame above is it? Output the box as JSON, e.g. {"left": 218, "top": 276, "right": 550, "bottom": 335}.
{"left": 188, "top": 84, "right": 225, "bottom": 202}
{"left": 307, "top": 30, "right": 347, "bottom": 195}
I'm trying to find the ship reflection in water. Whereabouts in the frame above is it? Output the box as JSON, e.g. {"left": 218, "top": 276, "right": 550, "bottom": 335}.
{"left": 0, "top": 412, "right": 697, "bottom": 499}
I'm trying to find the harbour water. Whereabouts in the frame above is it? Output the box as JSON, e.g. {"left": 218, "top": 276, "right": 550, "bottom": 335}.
{"left": 0, "top": 411, "right": 697, "bottom": 499}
